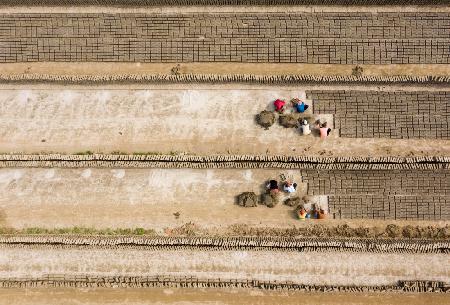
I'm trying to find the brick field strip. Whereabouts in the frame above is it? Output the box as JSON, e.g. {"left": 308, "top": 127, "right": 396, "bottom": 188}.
{"left": 308, "top": 90, "right": 450, "bottom": 139}
{"left": 1, "top": 155, "right": 449, "bottom": 220}
{"left": 0, "top": 275, "right": 446, "bottom": 293}
{"left": 0, "top": 236, "right": 448, "bottom": 254}
{"left": 0, "top": 12, "right": 449, "bottom": 64}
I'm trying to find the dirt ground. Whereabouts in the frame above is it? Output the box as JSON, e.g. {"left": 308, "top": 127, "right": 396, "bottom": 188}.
{"left": 2, "top": 62, "right": 450, "bottom": 77}
{"left": 1, "top": 87, "right": 449, "bottom": 157}
{"left": 0, "top": 167, "right": 448, "bottom": 232}
{"left": 2, "top": 288, "right": 449, "bottom": 305}
{"left": 0, "top": 168, "right": 308, "bottom": 229}
{"left": 1, "top": 246, "right": 448, "bottom": 286}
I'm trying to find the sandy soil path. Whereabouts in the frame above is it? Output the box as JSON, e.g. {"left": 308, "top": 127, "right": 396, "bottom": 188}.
{"left": 1, "top": 87, "right": 449, "bottom": 157}
{"left": 1, "top": 246, "right": 448, "bottom": 286}
{"left": 0, "top": 168, "right": 307, "bottom": 229}
{"left": 2, "top": 62, "right": 450, "bottom": 77}
{"left": 1, "top": 167, "right": 448, "bottom": 230}
{"left": 1, "top": 288, "right": 449, "bottom": 305}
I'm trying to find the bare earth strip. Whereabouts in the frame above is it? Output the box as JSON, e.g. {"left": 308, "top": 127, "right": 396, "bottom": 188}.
{"left": 1, "top": 288, "right": 450, "bottom": 305}
{"left": 1, "top": 167, "right": 448, "bottom": 230}
{"left": 2, "top": 63, "right": 450, "bottom": 77}
{"left": 0, "top": 246, "right": 448, "bottom": 286}
{"left": 1, "top": 87, "right": 449, "bottom": 157}
{"left": 0, "top": 168, "right": 305, "bottom": 229}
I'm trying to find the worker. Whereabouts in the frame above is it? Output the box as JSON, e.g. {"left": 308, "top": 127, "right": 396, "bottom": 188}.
{"left": 318, "top": 209, "right": 328, "bottom": 219}
{"left": 300, "top": 119, "right": 311, "bottom": 135}
{"left": 316, "top": 120, "right": 332, "bottom": 139}
{"left": 283, "top": 181, "right": 297, "bottom": 193}
{"left": 273, "top": 99, "right": 286, "bottom": 113}
{"left": 291, "top": 98, "right": 309, "bottom": 113}
{"left": 266, "top": 179, "right": 279, "bottom": 193}
{"left": 297, "top": 207, "right": 307, "bottom": 220}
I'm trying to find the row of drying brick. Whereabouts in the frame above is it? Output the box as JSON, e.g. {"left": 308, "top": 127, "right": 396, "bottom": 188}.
{"left": 303, "top": 169, "right": 450, "bottom": 195}
{"left": 0, "top": 160, "right": 448, "bottom": 170}
{"left": 328, "top": 195, "right": 449, "bottom": 220}
{"left": 302, "top": 169, "right": 450, "bottom": 220}
{"left": 0, "top": 154, "right": 448, "bottom": 165}
{"left": 307, "top": 90, "right": 450, "bottom": 139}
{"left": 0, "top": 275, "right": 446, "bottom": 292}
{"left": 309, "top": 91, "right": 450, "bottom": 116}
{"left": 0, "top": 13, "right": 449, "bottom": 64}
{"left": 2, "top": 236, "right": 446, "bottom": 253}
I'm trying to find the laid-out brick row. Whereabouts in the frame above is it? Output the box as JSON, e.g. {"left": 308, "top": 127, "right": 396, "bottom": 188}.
{"left": 307, "top": 90, "right": 450, "bottom": 139}
{"left": 309, "top": 91, "right": 450, "bottom": 116}
{"left": 0, "top": 275, "right": 446, "bottom": 292}
{"left": 328, "top": 195, "right": 450, "bottom": 220}
{"left": 0, "top": 13, "right": 449, "bottom": 64}
{"left": 303, "top": 169, "right": 450, "bottom": 220}
{"left": 1, "top": 235, "right": 447, "bottom": 253}
{"left": 302, "top": 169, "right": 450, "bottom": 196}
{"left": 335, "top": 114, "right": 450, "bottom": 139}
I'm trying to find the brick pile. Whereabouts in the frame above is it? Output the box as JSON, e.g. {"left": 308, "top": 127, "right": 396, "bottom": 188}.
{"left": 0, "top": 154, "right": 448, "bottom": 170}
{"left": 0, "top": 275, "right": 446, "bottom": 292}
{"left": 2, "top": 235, "right": 447, "bottom": 253}
{"left": 1, "top": 74, "right": 449, "bottom": 84}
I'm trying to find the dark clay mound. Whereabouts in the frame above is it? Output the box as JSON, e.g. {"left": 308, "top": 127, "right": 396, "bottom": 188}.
{"left": 237, "top": 192, "right": 258, "bottom": 207}
{"left": 284, "top": 196, "right": 301, "bottom": 207}
{"left": 257, "top": 110, "right": 275, "bottom": 129}
{"left": 279, "top": 114, "right": 299, "bottom": 128}
{"left": 261, "top": 193, "right": 280, "bottom": 208}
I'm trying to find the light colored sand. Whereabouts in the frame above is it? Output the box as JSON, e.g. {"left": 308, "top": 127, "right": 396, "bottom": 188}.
{"left": 1, "top": 87, "right": 449, "bottom": 157}
{"left": 1, "top": 288, "right": 450, "bottom": 305}
{"left": 0, "top": 168, "right": 307, "bottom": 229}
{"left": 0, "top": 246, "right": 448, "bottom": 286}
{"left": 2, "top": 62, "right": 450, "bottom": 77}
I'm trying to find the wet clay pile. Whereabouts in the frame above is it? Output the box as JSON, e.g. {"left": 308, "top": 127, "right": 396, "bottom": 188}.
{"left": 284, "top": 196, "right": 302, "bottom": 207}
{"left": 237, "top": 191, "right": 281, "bottom": 208}
{"left": 256, "top": 110, "right": 275, "bottom": 129}
{"left": 257, "top": 109, "right": 315, "bottom": 130}
{"left": 279, "top": 114, "right": 299, "bottom": 128}
{"left": 260, "top": 192, "right": 281, "bottom": 208}
{"left": 237, "top": 192, "right": 258, "bottom": 207}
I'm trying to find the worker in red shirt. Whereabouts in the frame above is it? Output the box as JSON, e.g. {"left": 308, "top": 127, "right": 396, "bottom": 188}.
{"left": 273, "top": 99, "right": 286, "bottom": 113}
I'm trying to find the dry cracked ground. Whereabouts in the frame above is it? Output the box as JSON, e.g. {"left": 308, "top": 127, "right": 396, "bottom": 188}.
{"left": 0, "top": 2, "right": 450, "bottom": 304}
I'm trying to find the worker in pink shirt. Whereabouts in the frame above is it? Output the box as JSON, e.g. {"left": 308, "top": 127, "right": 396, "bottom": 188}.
{"left": 316, "top": 120, "right": 332, "bottom": 139}
{"left": 273, "top": 99, "right": 286, "bottom": 113}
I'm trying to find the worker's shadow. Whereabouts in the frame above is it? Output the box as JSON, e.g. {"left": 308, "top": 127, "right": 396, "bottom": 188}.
{"left": 259, "top": 181, "right": 270, "bottom": 196}
{"left": 264, "top": 101, "right": 277, "bottom": 112}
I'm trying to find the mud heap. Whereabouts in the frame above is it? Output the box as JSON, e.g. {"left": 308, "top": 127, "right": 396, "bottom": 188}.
{"left": 256, "top": 110, "right": 275, "bottom": 129}
{"left": 279, "top": 114, "right": 299, "bottom": 128}
{"left": 261, "top": 192, "right": 281, "bottom": 208}
{"left": 237, "top": 192, "right": 258, "bottom": 207}
{"left": 284, "top": 196, "right": 302, "bottom": 207}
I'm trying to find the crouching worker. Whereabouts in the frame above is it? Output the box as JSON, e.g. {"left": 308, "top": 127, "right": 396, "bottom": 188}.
{"left": 300, "top": 119, "right": 311, "bottom": 135}
{"left": 283, "top": 181, "right": 297, "bottom": 193}
{"left": 318, "top": 208, "right": 328, "bottom": 219}
{"left": 273, "top": 99, "right": 286, "bottom": 114}
{"left": 297, "top": 207, "right": 307, "bottom": 220}
{"left": 291, "top": 98, "right": 309, "bottom": 113}
{"left": 266, "top": 179, "right": 279, "bottom": 194}
{"left": 316, "top": 120, "right": 332, "bottom": 139}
